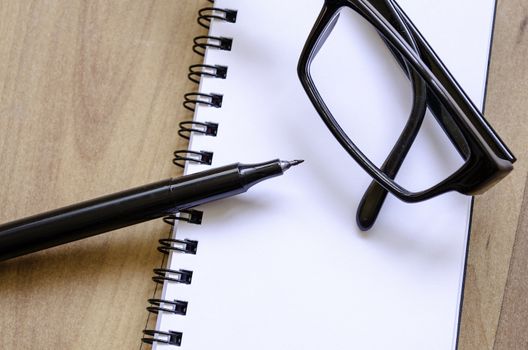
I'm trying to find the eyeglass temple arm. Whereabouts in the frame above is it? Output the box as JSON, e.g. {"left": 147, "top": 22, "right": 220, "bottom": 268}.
{"left": 356, "top": 0, "right": 470, "bottom": 230}
{"left": 356, "top": 53, "right": 426, "bottom": 230}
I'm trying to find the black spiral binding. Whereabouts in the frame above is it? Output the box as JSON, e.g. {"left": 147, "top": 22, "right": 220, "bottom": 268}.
{"left": 142, "top": 330, "right": 183, "bottom": 347}
{"left": 152, "top": 268, "right": 194, "bottom": 284}
{"left": 183, "top": 92, "right": 223, "bottom": 112}
{"left": 178, "top": 120, "right": 218, "bottom": 140}
{"left": 158, "top": 238, "right": 198, "bottom": 255}
{"left": 147, "top": 299, "right": 189, "bottom": 315}
{"left": 163, "top": 209, "right": 204, "bottom": 226}
{"left": 142, "top": 1, "right": 236, "bottom": 347}
{"left": 188, "top": 64, "right": 228, "bottom": 84}
{"left": 173, "top": 150, "right": 214, "bottom": 168}
{"left": 159, "top": 211, "right": 201, "bottom": 255}
{"left": 192, "top": 35, "right": 232, "bottom": 56}
{"left": 197, "top": 7, "right": 237, "bottom": 29}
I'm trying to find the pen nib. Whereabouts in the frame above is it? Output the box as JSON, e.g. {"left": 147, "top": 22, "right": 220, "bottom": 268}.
{"left": 279, "top": 159, "right": 304, "bottom": 172}
{"left": 289, "top": 160, "right": 304, "bottom": 166}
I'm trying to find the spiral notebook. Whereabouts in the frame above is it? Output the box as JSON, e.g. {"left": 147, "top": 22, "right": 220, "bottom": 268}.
{"left": 143, "top": 0, "right": 497, "bottom": 348}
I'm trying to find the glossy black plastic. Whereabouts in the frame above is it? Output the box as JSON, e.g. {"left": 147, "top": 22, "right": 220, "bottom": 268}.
{"left": 298, "top": 0, "right": 515, "bottom": 227}
{"left": 353, "top": 1, "right": 428, "bottom": 230}
{"left": 0, "top": 160, "right": 285, "bottom": 261}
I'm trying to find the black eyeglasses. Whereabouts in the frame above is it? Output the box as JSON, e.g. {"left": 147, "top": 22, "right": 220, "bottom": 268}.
{"left": 298, "top": 0, "right": 516, "bottom": 230}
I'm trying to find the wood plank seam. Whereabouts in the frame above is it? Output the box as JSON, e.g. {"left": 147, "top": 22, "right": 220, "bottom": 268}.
{"left": 492, "top": 172, "right": 528, "bottom": 350}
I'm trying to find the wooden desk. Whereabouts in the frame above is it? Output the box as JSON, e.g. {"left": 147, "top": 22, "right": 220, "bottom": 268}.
{"left": 0, "top": 1, "right": 525, "bottom": 349}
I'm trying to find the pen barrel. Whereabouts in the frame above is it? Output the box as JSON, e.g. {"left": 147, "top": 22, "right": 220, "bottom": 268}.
{"left": 0, "top": 161, "right": 284, "bottom": 262}
{"left": 0, "top": 179, "right": 179, "bottom": 261}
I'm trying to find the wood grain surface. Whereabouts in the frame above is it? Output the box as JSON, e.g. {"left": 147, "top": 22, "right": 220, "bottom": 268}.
{"left": 0, "top": 1, "right": 204, "bottom": 349}
{"left": 0, "top": 1, "right": 525, "bottom": 349}
{"left": 459, "top": 1, "right": 528, "bottom": 349}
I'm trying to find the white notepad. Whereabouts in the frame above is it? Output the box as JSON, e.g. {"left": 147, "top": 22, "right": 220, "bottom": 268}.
{"left": 155, "top": 1, "right": 496, "bottom": 348}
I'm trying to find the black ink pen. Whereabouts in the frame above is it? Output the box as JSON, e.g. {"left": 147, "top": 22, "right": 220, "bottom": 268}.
{"left": 0, "top": 159, "right": 303, "bottom": 261}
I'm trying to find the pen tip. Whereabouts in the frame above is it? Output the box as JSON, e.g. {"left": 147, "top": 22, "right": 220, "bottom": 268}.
{"left": 279, "top": 159, "right": 304, "bottom": 172}
{"left": 289, "top": 160, "right": 304, "bottom": 166}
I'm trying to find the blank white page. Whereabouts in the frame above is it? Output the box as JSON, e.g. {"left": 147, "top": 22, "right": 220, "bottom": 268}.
{"left": 156, "top": 1, "right": 496, "bottom": 349}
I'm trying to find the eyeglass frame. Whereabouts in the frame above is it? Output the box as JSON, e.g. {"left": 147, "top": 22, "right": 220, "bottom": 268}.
{"left": 297, "top": 0, "right": 516, "bottom": 209}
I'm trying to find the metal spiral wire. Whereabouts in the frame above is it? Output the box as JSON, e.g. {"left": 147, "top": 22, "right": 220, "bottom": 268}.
{"left": 172, "top": 150, "right": 213, "bottom": 168}
{"left": 142, "top": 330, "right": 183, "bottom": 346}
{"left": 143, "top": 1, "right": 236, "bottom": 346}
{"left": 188, "top": 64, "right": 228, "bottom": 84}
{"left": 197, "top": 7, "right": 237, "bottom": 29}
{"left": 193, "top": 35, "right": 232, "bottom": 56}
{"left": 183, "top": 92, "right": 223, "bottom": 112}
{"left": 178, "top": 121, "right": 218, "bottom": 140}
{"left": 147, "top": 299, "right": 188, "bottom": 316}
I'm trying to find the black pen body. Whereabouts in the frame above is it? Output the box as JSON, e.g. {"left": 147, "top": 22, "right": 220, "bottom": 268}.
{"left": 0, "top": 160, "right": 286, "bottom": 261}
